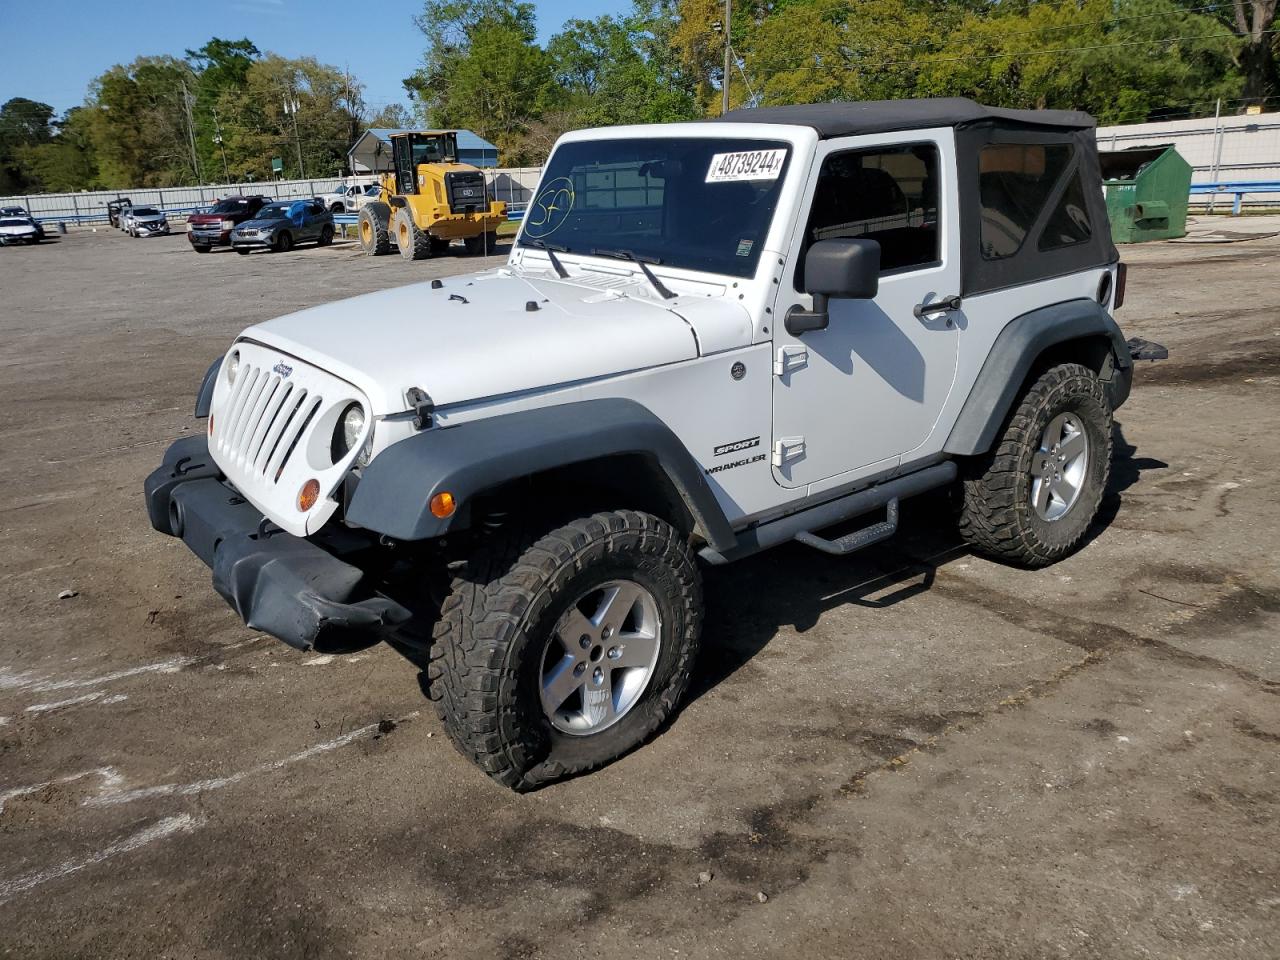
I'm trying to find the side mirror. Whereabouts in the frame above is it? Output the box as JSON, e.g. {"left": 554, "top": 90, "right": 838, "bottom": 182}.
{"left": 785, "top": 238, "right": 881, "bottom": 335}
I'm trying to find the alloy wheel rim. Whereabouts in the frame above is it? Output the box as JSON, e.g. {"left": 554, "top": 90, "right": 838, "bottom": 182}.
{"left": 539, "top": 579, "right": 662, "bottom": 736}
{"left": 1030, "top": 412, "right": 1089, "bottom": 521}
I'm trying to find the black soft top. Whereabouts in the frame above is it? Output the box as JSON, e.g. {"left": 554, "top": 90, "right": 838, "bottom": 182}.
{"left": 713, "top": 98, "right": 1095, "bottom": 138}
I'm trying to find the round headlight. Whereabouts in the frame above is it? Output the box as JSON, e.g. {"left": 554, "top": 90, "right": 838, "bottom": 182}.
{"left": 332, "top": 402, "right": 367, "bottom": 463}
{"left": 225, "top": 350, "right": 241, "bottom": 384}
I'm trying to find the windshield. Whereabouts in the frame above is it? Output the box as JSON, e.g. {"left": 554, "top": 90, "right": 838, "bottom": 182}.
{"left": 133, "top": 208, "right": 159, "bottom": 216}
{"left": 258, "top": 205, "right": 290, "bottom": 219}
{"left": 211, "top": 199, "right": 253, "bottom": 214}
{"left": 0, "top": 218, "right": 29, "bottom": 227}
{"left": 518, "top": 137, "right": 791, "bottom": 278}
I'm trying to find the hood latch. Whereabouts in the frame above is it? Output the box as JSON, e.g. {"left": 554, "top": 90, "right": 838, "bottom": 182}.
{"left": 406, "top": 386, "right": 434, "bottom": 430}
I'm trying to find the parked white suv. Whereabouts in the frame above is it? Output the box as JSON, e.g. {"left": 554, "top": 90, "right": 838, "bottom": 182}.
{"left": 146, "top": 98, "right": 1159, "bottom": 790}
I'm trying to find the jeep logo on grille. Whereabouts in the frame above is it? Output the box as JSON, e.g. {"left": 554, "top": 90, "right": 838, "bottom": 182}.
{"left": 273, "top": 361, "right": 293, "bottom": 378}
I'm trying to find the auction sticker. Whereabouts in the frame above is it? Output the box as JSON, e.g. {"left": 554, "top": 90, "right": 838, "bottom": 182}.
{"left": 705, "top": 149, "right": 787, "bottom": 183}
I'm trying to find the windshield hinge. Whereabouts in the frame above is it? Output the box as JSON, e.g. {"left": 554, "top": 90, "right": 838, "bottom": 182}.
{"left": 772, "top": 436, "right": 806, "bottom": 467}
{"left": 773, "top": 345, "right": 808, "bottom": 377}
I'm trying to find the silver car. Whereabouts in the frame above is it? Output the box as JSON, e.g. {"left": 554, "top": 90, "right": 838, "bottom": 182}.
{"left": 127, "top": 207, "right": 170, "bottom": 237}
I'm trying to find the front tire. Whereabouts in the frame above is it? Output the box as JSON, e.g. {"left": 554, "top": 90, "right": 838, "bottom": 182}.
{"left": 957, "top": 362, "right": 1113, "bottom": 567}
{"left": 394, "top": 208, "right": 432, "bottom": 260}
{"left": 358, "top": 202, "right": 391, "bottom": 255}
{"left": 235, "top": 247, "right": 251, "bottom": 255}
{"left": 274, "top": 231, "right": 293, "bottom": 253}
{"left": 429, "top": 510, "right": 703, "bottom": 791}
{"left": 192, "top": 244, "right": 211, "bottom": 253}
{"left": 317, "top": 224, "right": 334, "bottom": 246}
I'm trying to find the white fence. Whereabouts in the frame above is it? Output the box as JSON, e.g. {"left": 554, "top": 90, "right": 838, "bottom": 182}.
{"left": 3, "top": 167, "right": 547, "bottom": 225}
{"left": 1096, "top": 110, "right": 1280, "bottom": 210}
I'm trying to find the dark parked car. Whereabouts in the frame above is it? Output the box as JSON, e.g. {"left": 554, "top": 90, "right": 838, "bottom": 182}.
{"left": 106, "top": 198, "right": 132, "bottom": 228}
{"left": 186, "top": 196, "right": 269, "bottom": 252}
{"left": 230, "top": 200, "right": 335, "bottom": 254}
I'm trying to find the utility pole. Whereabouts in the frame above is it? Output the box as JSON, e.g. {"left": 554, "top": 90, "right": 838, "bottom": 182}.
{"left": 283, "top": 94, "right": 304, "bottom": 178}
{"left": 722, "top": 0, "right": 732, "bottom": 115}
{"left": 180, "top": 82, "right": 203, "bottom": 184}
{"left": 712, "top": 2, "right": 732, "bottom": 115}
{"left": 211, "top": 106, "right": 230, "bottom": 183}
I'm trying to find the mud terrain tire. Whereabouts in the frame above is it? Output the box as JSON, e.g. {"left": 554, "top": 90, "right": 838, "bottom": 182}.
{"left": 429, "top": 510, "right": 702, "bottom": 791}
{"left": 958, "top": 362, "right": 1113, "bottom": 567}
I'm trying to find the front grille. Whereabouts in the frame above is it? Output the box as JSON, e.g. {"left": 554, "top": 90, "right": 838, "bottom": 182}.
{"left": 213, "top": 363, "right": 323, "bottom": 484}
{"left": 445, "top": 171, "right": 487, "bottom": 213}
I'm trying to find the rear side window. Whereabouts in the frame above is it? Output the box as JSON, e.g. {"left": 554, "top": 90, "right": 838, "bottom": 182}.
{"left": 797, "top": 144, "right": 940, "bottom": 289}
{"left": 1038, "top": 170, "right": 1093, "bottom": 251}
{"left": 978, "top": 144, "right": 1085, "bottom": 259}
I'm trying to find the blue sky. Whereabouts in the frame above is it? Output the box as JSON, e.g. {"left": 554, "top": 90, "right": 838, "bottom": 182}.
{"left": 0, "top": 0, "right": 630, "bottom": 116}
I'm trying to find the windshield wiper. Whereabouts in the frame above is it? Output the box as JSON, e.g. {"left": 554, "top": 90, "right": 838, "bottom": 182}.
{"left": 521, "top": 237, "right": 569, "bottom": 279}
{"left": 589, "top": 247, "right": 676, "bottom": 300}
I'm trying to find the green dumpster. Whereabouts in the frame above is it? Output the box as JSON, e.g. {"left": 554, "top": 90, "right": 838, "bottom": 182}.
{"left": 1099, "top": 144, "right": 1192, "bottom": 243}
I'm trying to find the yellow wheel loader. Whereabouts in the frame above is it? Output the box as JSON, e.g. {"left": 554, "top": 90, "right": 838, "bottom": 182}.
{"left": 357, "top": 130, "right": 507, "bottom": 260}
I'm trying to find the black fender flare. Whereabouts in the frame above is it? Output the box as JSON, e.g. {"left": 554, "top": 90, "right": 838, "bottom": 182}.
{"left": 944, "top": 298, "right": 1132, "bottom": 457}
{"left": 345, "top": 398, "right": 737, "bottom": 551}
{"left": 195, "top": 357, "right": 222, "bottom": 418}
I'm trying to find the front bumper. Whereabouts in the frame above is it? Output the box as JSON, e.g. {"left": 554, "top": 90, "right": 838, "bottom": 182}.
{"left": 189, "top": 228, "right": 231, "bottom": 246}
{"left": 144, "top": 436, "right": 410, "bottom": 651}
{"left": 136, "top": 224, "right": 170, "bottom": 236}
{"left": 231, "top": 235, "right": 271, "bottom": 248}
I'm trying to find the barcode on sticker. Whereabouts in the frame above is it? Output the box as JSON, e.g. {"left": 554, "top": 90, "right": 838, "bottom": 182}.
{"left": 706, "top": 149, "right": 787, "bottom": 183}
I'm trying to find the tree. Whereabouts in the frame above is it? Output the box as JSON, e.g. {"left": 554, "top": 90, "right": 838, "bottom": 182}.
{"left": 1212, "top": 0, "right": 1278, "bottom": 105}
{"left": 85, "top": 56, "right": 199, "bottom": 187}
{"left": 368, "top": 103, "right": 415, "bottom": 128}
{"left": 13, "top": 107, "right": 99, "bottom": 192}
{"left": 404, "top": 0, "right": 554, "bottom": 163}
{"left": 0, "top": 97, "right": 56, "bottom": 192}
{"left": 186, "top": 38, "right": 261, "bottom": 179}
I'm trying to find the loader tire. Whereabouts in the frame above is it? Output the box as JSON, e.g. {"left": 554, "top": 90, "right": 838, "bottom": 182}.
{"left": 394, "top": 207, "right": 432, "bottom": 261}
{"left": 358, "top": 202, "right": 392, "bottom": 256}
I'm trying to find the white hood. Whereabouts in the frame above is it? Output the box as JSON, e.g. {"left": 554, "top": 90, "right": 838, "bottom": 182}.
{"left": 242, "top": 268, "right": 753, "bottom": 413}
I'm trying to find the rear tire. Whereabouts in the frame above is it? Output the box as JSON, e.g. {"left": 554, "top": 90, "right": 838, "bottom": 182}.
{"left": 957, "top": 362, "right": 1113, "bottom": 567}
{"left": 394, "top": 208, "right": 432, "bottom": 260}
{"left": 358, "top": 202, "right": 392, "bottom": 256}
{"left": 463, "top": 231, "right": 499, "bottom": 256}
{"left": 429, "top": 510, "right": 702, "bottom": 791}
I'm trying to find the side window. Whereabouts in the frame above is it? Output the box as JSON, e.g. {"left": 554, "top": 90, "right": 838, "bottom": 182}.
{"left": 978, "top": 144, "right": 1077, "bottom": 259}
{"left": 1038, "top": 169, "right": 1093, "bottom": 251}
{"left": 797, "top": 143, "right": 940, "bottom": 290}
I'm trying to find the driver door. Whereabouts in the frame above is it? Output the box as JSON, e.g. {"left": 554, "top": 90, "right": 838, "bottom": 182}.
{"left": 771, "top": 130, "right": 962, "bottom": 490}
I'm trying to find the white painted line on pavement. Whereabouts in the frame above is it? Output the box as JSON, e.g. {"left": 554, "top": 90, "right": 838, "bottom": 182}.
{"left": 0, "top": 767, "right": 123, "bottom": 814}
{"left": 0, "top": 814, "right": 204, "bottom": 904}
{"left": 84, "top": 711, "right": 420, "bottom": 808}
{"left": 0, "top": 636, "right": 269, "bottom": 697}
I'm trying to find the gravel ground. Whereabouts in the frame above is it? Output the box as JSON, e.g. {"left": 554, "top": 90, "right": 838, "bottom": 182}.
{"left": 0, "top": 224, "right": 1277, "bottom": 959}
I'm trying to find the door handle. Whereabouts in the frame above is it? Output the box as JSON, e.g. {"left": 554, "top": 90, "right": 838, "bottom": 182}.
{"left": 913, "top": 295, "right": 962, "bottom": 319}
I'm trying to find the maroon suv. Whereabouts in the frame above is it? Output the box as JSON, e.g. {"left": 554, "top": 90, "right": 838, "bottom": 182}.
{"left": 187, "top": 196, "right": 269, "bottom": 252}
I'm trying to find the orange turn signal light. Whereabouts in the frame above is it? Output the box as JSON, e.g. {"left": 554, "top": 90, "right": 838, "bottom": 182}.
{"left": 429, "top": 491, "right": 456, "bottom": 518}
{"left": 298, "top": 478, "right": 321, "bottom": 512}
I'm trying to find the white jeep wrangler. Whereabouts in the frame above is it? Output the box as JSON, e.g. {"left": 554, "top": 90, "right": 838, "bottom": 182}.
{"left": 146, "top": 98, "right": 1151, "bottom": 790}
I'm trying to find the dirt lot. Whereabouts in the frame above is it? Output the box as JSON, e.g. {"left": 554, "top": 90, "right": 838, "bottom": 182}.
{"left": 1, "top": 224, "right": 1277, "bottom": 959}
